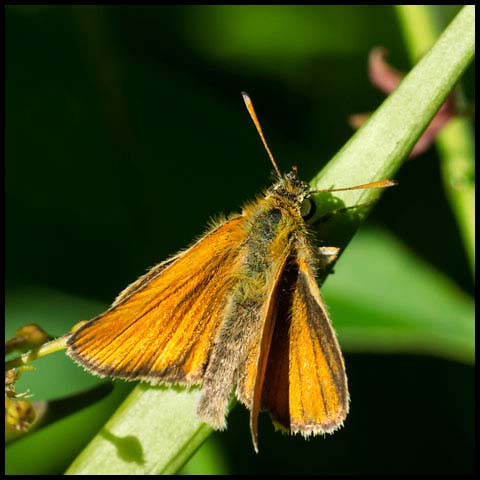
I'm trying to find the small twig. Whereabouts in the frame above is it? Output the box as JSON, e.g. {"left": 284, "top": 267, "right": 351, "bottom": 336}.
{"left": 5, "top": 335, "right": 69, "bottom": 371}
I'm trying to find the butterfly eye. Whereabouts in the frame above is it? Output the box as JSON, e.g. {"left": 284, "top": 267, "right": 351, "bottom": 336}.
{"left": 300, "top": 197, "right": 316, "bottom": 220}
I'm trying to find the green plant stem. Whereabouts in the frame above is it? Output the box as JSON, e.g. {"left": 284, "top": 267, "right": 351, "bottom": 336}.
{"left": 436, "top": 118, "right": 475, "bottom": 273}
{"left": 5, "top": 336, "right": 68, "bottom": 371}
{"left": 65, "top": 385, "right": 214, "bottom": 475}
{"left": 310, "top": 6, "right": 474, "bottom": 249}
{"left": 395, "top": 5, "right": 475, "bottom": 276}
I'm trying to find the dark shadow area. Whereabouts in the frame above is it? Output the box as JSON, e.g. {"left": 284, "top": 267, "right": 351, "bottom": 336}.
{"left": 99, "top": 429, "right": 146, "bottom": 465}
{"left": 217, "top": 353, "right": 474, "bottom": 474}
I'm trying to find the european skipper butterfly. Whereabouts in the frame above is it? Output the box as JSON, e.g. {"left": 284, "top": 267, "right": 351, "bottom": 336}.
{"left": 67, "top": 93, "right": 395, "bottom": 452}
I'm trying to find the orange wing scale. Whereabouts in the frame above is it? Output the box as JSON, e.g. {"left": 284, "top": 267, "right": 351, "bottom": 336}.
{"left": 261, "top": 242, "right": 349, "bottom": 436}
{"left": 67, "top": 216, "right": 245, "bottom": 385}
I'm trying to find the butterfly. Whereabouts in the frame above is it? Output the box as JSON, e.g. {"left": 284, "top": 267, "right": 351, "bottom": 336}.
{"left": 67, "top": 92, "right": 395, "bottom": 452}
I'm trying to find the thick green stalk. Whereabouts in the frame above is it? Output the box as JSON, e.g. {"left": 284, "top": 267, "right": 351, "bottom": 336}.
{"left": 395, "top": 5, "right": 475, "bottom": 275}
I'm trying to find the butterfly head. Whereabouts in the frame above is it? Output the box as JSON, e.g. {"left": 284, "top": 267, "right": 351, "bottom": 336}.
{"left": 268, "top": 170, "right": 315, "bottom": 220}
{"left": 241, "top": 93, "right": 315, "bottom": 221}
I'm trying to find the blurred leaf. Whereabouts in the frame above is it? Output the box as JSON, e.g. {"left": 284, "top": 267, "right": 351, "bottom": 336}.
{"left": 5, "top": 383, "right": 114, "bottom": 445}
{"left": 324, "top": 228, "right": 474, "bottom": 364}
{"left": 5, "top": 288, "right": 107, "bottom": 399}
{"left": 5, "top": 381, "right": 130, "bottom": 475}
{"left": 5, "top": 288, "right": 132, "bottom": 474}
{"left": 186, "top": 5, "right": 370, "bottom": 59}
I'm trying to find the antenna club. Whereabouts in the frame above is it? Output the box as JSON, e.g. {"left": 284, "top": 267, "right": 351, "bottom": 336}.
{"left": 242, "top": 92, "right": 253, "bottom": 112}
{"left": 241, "top": 92, "right": 281, "bottom": 178}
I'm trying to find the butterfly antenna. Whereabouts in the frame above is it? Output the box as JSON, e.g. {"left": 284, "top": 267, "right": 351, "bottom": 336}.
{"left": 242, "top": 92, "right": 282, "bottom": 178}
{"left": 311, "top": 179, "right": 397, "bottom": 194}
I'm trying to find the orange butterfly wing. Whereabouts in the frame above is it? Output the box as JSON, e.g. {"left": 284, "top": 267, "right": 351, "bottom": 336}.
{"left": 67, "top": 216, "right": 245, "bottom": 385}
{"left": 233, "top": 239, "right": 292, "bottom": 451}
{"left": 261, "top": 239, "right": 349, "bottom": 436}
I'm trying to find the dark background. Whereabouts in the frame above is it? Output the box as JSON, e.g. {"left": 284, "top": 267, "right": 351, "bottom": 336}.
{"left": 6, "top": 6, "right": 474, "bottom": 474}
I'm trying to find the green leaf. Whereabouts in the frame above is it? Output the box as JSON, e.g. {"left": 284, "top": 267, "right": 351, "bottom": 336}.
{"left": 6, "top": 382, "right": 114, "bottom": 445}
{"left": 324, "top": 228, "right": 474, "bottom": 365}
{"left": 5, "top": 288, "right": 131, "bottom": 474}
{"left": 5, "top": 382, "right": 130, "bottom": 475}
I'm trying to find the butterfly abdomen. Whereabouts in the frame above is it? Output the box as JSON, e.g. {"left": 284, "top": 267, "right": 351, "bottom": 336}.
{"left": 196, "top": 196, "right": 302, "bottom": 428}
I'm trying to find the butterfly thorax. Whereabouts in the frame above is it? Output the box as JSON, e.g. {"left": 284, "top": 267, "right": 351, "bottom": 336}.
{"left": 239, "top": 172, "right": 310, "bottom": 278}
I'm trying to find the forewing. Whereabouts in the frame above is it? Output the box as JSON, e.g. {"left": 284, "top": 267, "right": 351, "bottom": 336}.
{"left": 67, "top": 216, "right": 245, "bottom": 385}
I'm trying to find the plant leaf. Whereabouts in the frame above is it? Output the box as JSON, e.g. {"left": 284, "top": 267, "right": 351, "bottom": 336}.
{"left": 324, "top": 228, "right": 474, "bottom": 365}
